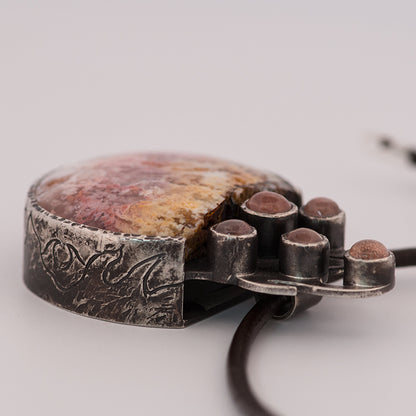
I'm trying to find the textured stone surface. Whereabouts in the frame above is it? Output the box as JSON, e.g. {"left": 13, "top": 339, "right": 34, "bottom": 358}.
{"left": 214, "top": 219, "right": 253, "bottom": 236}
{"left": 246, "top": 191, "right": 292, "bottom": 214}
{"left": 36, "top": 153, "right": 300, "bottom": 258}
{"left": 286, "top": 228, "right": 323, "bottom": 244}
{"left": 303, "top": 197, "right": 340, "bottom": 218}
{"left": 349, "top": 240, "right": 389, "bottom": 260}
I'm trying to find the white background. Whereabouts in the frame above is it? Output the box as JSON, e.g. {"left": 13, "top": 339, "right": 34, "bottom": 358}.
{"left": 1, "top": 1, "right": 416, "bottom": 415}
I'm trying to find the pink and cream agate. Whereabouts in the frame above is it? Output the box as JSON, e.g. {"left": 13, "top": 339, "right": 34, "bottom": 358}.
{"left": 36, "top": 153, "right": 297, "bottom": 258}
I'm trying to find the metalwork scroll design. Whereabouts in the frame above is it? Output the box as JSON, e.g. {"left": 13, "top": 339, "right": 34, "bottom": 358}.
{"left": 26, "top": 212, "right": 180, "bottom": 298}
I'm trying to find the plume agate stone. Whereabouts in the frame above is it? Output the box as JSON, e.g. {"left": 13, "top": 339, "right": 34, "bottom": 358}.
{"left": 35, "top": 153, "right": 301, "bottom": 259}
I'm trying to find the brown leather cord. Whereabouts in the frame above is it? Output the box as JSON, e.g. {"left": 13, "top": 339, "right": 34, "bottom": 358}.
{"left": 378, "top": 136, "right": 416, "bottom": 167}
{"left": 228, "top": 139, "right": 416, "bottom": 415}
{"left": 228, "top": 248, "right": 416, "bottom": 416}
{"left": 392, "top": 248, "right": 416, "bottom": 268}
{"left": 227, "top": 296, "right": 291, "bottom": 416}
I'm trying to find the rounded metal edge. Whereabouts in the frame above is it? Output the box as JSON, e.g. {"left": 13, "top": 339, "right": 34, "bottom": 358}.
{"left": 241, "top": 200, "right": 298, "bottom": 219}
{"left": 299, "top": 207, "right": 346, "bottom": 225}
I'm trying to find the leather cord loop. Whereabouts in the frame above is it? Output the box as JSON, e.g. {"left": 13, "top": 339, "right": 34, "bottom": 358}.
{"left": 227, "top": 296, "right": 292, "bottom": 416}
{"left": 228, "top": 247, "right": 416, "bottom": 416}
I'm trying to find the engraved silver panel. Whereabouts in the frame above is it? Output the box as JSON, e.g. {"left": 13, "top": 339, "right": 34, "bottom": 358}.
{"left": 24, "top": 187, "right": 186, "bottom": 328}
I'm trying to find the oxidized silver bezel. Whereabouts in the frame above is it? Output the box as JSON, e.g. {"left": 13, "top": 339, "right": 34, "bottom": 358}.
{"left": 24, "top": 181, "right": 190, "bottom": 328}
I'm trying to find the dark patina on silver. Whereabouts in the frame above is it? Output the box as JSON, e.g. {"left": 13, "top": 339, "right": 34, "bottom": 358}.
{"left": 24, "top": 171, "right": 396, "bottom": 329}
{"left": 24, "top": 174, "right": 301, "bottom": 328}
{"left": 24, "top": 188, "right": 187, "bottom": 327}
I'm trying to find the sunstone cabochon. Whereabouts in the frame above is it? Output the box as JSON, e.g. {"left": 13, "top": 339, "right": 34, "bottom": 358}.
{"left": 35, "top": 153, "right": 301, "bottom": 259}
{"left": 25, "top": 153, "right": 301, "bottom": 327}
